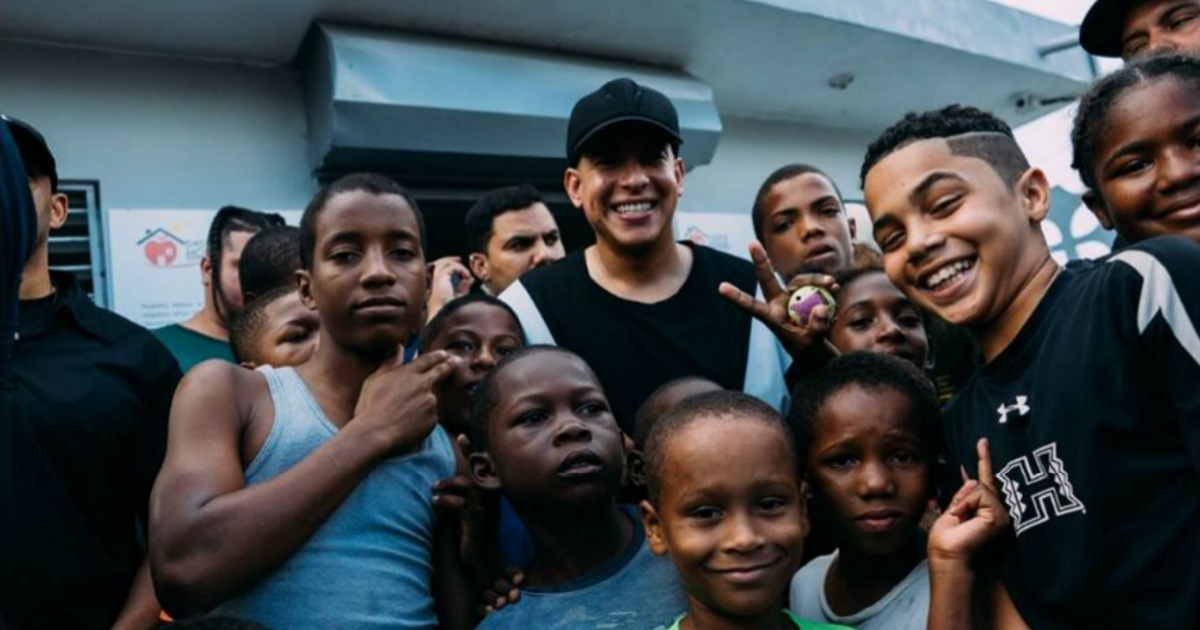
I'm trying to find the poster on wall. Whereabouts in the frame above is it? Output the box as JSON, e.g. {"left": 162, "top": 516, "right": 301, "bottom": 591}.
{"left": 105, "top": 209, "right": 301, "bottom": 329}
{"left": 673, "top": 212, "right": 756, "bottom": 261}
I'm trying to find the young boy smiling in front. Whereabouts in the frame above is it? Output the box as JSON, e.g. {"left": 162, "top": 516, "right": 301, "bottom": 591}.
{"left": 501, "top": 78, "right": 787, "bottom": 430}
{"left": 861, "top": 105, "right": 1200, "bottom": 629}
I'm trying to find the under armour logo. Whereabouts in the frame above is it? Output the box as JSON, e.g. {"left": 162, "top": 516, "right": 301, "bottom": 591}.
{"left": 996, "top": 396, "right": 1030, "bottom": 424}
{"left": 996, "top": 442, "right": 1087, "bottom": 536}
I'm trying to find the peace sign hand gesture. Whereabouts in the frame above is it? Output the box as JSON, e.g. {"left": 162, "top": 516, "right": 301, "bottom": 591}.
{"left": 718, "top": 241, "right": 839, "bottom": 362}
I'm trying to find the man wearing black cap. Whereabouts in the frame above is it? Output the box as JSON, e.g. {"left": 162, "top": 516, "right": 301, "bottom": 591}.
{"left": 0, "top": 116, "right": 181, "bottom": 630}
{"left": 1081, "top": 0, "right": 1198, "bottom": 60}
{"left": 500, "top": 78, "right": 788, "bottom": 430}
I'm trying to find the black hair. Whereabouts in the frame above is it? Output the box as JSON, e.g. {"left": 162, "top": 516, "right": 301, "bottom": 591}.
{"left": 417, "top": 293, "right": 525, "bottom": 354}
{"left": 158, "top": 615, "right": 274, "bottom": 630}
{"left": 631, "top": 376, "right": 722, "bottom": 448}
{"left": 299, "top": 173, "right": 425, "bottom": 270}
{"left": 643, "top": 390, "right": 795, "bottom": 504}
{"left": 787, "top": 352, "right": 940, "bottom": 469}
{"left": 860, "top": 104, "right": 1030, "bottom": 190}
{"left": 239, "top": 225, "right": 301, "bottom": 303}
{"left": 464, "top": 185, "right": 547, "bottom": 254}
{"left": 228, "top": 285, "right": 295, "bottom": 364}
{"left": 468, "top": 345, "right": 593, "bottom": 452}
{"left": 832, "top": 264, "right": 886, "bottom": 294}
{"left": 1072, "top": 54, "right": 1200, "bottom": 193}
{"left": 751, "top": 164, "right": 845, "bottom": 242}
{"left": 206, "top": 206, "right": 285, "bottom": 323}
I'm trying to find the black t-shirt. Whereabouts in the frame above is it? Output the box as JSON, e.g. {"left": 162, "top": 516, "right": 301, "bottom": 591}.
{"left": 0, "top": 273, "right": 182, "bottom": 630}
{"left": 925, "top": 315, "right": 978, "bottom": 404}
{"left": 943, "top": 236, "right": 1199, "bottom": 630}
{"left": 501, "top": 243, "right": 789, "bottom": 431}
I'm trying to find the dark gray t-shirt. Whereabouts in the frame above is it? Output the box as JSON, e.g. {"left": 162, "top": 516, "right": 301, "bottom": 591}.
{"left": 476, "top": 507, "right": 687, "bottom": 630}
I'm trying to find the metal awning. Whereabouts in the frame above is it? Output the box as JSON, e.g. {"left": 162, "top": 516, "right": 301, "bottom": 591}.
{"left": 299, "top": 23, "right": 722, "bottom": 184}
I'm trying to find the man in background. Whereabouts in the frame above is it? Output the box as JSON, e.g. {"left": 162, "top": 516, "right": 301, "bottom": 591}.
{"left": 153, "top": 205, "right": 282, "bottom": 372}
{"left": 0, "top": 115, "right": 181, "bottom": 630}
{"left": 1081, "top": 0, "right": 1199, "bottom": 60}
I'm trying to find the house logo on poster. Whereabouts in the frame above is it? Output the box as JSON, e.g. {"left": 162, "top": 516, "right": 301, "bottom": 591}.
{"left": 136, "top": 227, "right": 204, "bottom": 268}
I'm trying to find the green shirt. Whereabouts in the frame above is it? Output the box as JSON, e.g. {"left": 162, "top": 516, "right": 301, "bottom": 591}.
{"left": 152, "top": 323, "right": 234, "bottom": 373}
{"left": 664, "top": 610, "right": 855, "bottom": 630}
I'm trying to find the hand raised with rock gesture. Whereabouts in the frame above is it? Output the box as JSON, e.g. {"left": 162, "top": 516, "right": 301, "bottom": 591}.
{"left": 718, "top": 240, "right": 839, "bottom": 363}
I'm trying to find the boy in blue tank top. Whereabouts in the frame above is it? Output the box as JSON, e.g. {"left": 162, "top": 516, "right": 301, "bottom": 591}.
{"left": 148, "top": 173, "right": 472, "bottom": 630}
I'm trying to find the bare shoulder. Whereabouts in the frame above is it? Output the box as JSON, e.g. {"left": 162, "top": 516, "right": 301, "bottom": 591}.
{"left": 171, "top": 360, "right": 270, "bottom": 433}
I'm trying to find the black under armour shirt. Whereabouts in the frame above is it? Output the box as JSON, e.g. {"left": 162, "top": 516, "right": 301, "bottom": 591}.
{"left": 943, "top": 236, "right": 1199, "bottom": 630}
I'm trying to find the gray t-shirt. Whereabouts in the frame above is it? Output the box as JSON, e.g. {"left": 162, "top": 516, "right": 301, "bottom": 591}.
{"left": 477, "top": 507, "right": 686, "bottom": 630}
{"left": 790, "top": 552, "right": 929, "bottom": 630}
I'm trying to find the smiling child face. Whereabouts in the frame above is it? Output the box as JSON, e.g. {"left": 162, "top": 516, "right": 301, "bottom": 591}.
{"left": 643, "top": 416, "right": 806, "bottom": 622}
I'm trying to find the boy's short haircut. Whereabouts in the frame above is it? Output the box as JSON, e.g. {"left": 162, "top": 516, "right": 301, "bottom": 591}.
{"left": 417, "top": 293, "right": 525, "bottom": 354}
{"left": 859, "top": 104, "right": 1031, "bottom": 190}
{"left": 239, "top": 225, "right": 301, "bottom": 301}
{"left": 787, "top": 352, "right": 940, "bottom": 467}
{"left": 299, "top": 173, "right": 425, "bottom": 270}
{"left": 229, "top": 285, "right": 295, "bottom": 364}
{"left": 468, "top": 345, "right": 583, "bottom": 451}
{"left": 832, "top": 265, "right": 885, "bottom": 293}
{"left": 1071, "top": 54, "right": 1200, "bottom": 193}
{"left": 464, "top": 185, "right": 546, "bottom": 254}
{"left": 750, "top": 164, "right": 844, "bottom": 242}
{"left": 631, "top": 376, "right": 721, "bottom": 448}
{"left": 642, "top": 390, "right": 794, "bottom": 504}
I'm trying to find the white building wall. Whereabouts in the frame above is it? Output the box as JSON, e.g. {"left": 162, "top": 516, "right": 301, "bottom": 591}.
{"left": 2, "top": 41, "right": 881, "bottom": 219}
{"left": 684, "top": 114, "right": 875, "bottom": 213}
{"left": 0, "top": 40, "right": 316, "bottom": 211}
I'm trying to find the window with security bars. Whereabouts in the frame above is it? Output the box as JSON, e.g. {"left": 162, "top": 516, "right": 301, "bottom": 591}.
{"left": 48, "top": 180, "right": 109, "bottom": 307}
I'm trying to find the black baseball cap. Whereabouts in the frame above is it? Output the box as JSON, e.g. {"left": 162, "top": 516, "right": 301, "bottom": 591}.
{"left": 1081, "top": 0, "right": 1145, "bottom": 57}
{"left": 566, "top": 78, "right": 683, "bottom": 165}
{"left": 1, "top": 115, "right": 57, "bottom": 190}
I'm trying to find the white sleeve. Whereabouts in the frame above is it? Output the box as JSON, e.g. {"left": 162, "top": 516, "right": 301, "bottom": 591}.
{"left": 742, "top": 285, "right": 792, "bottom": 411}
{"left": 498, "top": 280, "right": 557, "bottom": 346}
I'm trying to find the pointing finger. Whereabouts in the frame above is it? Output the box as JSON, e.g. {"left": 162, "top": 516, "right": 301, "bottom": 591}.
{"left": 719, "top": 281, "right": 778, "bottom": 326}
{"left": 976, "top": 438, "right": 996, "bottom": 489}
{"left": 424, "top": 356, "right": 460, "bottom": 384}
{"left": 748, "top": 241, "right": 786, "bottom": 302}
{"left": 409, "top": 349, "right": 451, "bottom": 373}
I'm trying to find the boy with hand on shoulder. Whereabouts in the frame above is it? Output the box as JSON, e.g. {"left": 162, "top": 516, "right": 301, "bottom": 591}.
{"left": 418, "top": 293, "right": 525, "bottom": 439}
{"left": 149, "top": 173, "right": 472, "bottom": 630}
{"left": 467, "top": 346, "right": 687, "bottom": 630}
{"left": 861, "top": 104, "right": 1199, "bottom": 629}
{"left": 639, "top": 390, "right": 850, "bottom": 630}
{"left": 228, "top": 285, "right": 319, "bottom": 369}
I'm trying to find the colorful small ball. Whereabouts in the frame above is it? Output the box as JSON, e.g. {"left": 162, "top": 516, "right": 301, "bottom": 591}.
{"left": 787, "top": 286, "right": 837, "bottom": 326}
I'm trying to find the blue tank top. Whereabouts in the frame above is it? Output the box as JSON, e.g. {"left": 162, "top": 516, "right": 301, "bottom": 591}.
{"left": 213, "top": 365, "right": 456, "bottom": 630}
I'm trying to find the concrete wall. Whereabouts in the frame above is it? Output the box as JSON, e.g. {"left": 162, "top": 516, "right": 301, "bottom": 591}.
{"left": 0, "top": 40, "right": 315, "bottom": 211}
{"left": 685, "top": 115, "right": 874, "bottom": 213}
